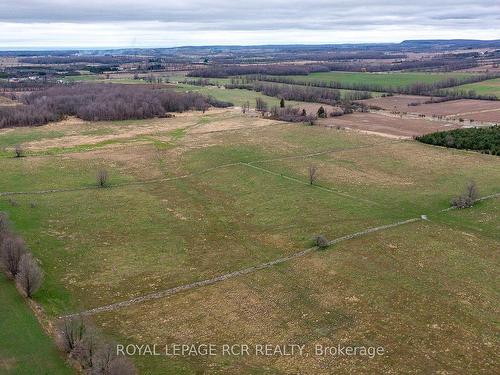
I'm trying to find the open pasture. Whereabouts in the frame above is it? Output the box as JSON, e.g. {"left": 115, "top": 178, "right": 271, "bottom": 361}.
{"left": 0, "top": 109, "right": 499, "bottom": 374}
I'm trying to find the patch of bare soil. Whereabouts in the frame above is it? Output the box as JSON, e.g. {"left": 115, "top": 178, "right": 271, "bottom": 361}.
{"left": 318, "top": 112, "right": 461, "bottom": 138}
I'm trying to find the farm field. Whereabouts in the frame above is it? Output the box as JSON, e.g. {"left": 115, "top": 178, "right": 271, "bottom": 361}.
{"left": 317, "top": 112, "right": 461, "bottom": 138}
{"left": 359, "top": 95, "right": 500, "bottom": 123}
{"left": 453, "top": 77, "right": 500, "bottom": 98}
{"left": 0, "top": 108, "right": 499, "bottom": 374}
{"left": 268, "top": 71, "right": 476, "bottom": 90}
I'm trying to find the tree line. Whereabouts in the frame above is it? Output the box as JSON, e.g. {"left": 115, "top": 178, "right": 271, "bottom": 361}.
{"left": 1, "top": 212, "right": 43, "bottom": 298}
{"left": 416, "top": 126, "right": 500, "bottom": 155}
{"left": 226, "top": 80, "right": 372, "bottom": 105}
{"left": 187, "top": 57, "right": 481, "bottom": 78}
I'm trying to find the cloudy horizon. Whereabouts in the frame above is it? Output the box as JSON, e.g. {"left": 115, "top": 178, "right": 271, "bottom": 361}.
{"left": 1, "top": 0, "right": 499, "bottom": 49}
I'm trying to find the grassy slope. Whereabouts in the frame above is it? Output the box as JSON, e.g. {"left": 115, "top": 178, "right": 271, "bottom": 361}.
{"left": 0, "top": 275, "right": 73, "bottom": 375}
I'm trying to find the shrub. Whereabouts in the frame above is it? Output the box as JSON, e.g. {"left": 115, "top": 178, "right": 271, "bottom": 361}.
{"left": 312, "top": 235, "right": 329, "bottom": 249}
{"left": 15, "top": 252, "right": 43, "bottom": 298}
{"left": 0, "top": 235, "right": 27, "bottom": 278}
{"left": 451, "top": 181, "right": 479, "bottom": 208}
{"left": 14, "top": 144, "right": 24, "bottom": 157}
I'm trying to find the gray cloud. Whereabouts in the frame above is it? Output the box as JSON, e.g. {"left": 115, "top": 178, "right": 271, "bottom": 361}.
{"left": 0, "top": 1, "right": 498, "bottom": 47}
{"left": 1, "top": 1, "right": 498, "bottom": 27}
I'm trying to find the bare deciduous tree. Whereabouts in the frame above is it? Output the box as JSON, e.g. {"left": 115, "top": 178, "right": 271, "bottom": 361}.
{"left": 0, "top": 235, "right": 27, "bottom": 278}
{"left": 451, "top": 181, "right": 479, "bottom": 208}
{"left": 255, "top": 97, "right": 268, "bottom": 115}
{"left": 1, "top": 84, "right": 217, "bottom": 129}
{"left": 97, "top": 169, "right": 108, "bottom": 188}
{"left": 15, "top": 252, "right": 43, "bottom": 297}
{"left": 308, "top": 165, "right": 317, "bottom": 185}
{"left": 241, "top": 100, "right": 250, "bottom": 113}
{"left": 0, "top": 212, "right": 11, "bottom": 245}
{"left": 73, "top": 326, "right": 99, "bottom": 370}
{"left": 93, "top": 344, "right": 137, "bottom": 375}
{"left": 59, "top": 317, "right": 87, "bottom": 353}
{"left": 465, "top": 181, "right": 479, "bottom": 202}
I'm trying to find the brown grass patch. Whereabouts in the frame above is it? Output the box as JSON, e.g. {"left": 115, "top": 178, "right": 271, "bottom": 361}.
{"left": 319, "top": 112, "right": 460, "bottom": 138}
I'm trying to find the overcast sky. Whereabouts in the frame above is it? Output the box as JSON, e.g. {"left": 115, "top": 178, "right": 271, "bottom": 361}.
{"left": 0, "top": 0, "right": 499, "bottom": 49}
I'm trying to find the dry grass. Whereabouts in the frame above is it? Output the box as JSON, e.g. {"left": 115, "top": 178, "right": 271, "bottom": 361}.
{"left": 93, "top": 220, "right": 499, "bottom": 374}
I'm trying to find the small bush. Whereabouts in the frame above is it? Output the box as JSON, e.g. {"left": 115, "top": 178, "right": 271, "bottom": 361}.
{"left": 451, "top": 181, "right": 479, "bottom": 209}
{"left": 14, "top": 144, "right": 24, "bottom": 157}
{"left": 317, "top": 106, "right": 327, "bottom": 118}
{"left": 16, "top": 252, "right": 43, "bottom": 298}
{"left": 312, "top": 235, "right": 329, "bottom": 249}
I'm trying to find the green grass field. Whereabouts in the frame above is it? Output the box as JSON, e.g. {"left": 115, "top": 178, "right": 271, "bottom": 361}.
{"left": 452, "top": 77, "right": 500, "bottom": 98}
{"left": 271, "top": 71, "right": 476, "bottom": 90}
{"left": 0, "top": 275, "right": 73, "bottom": 374}
{"left": 174, "top": 83, "right": 303, "bottom": 107}
{"left": 0, "top": 110, "right": 498, "bottom": 374}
